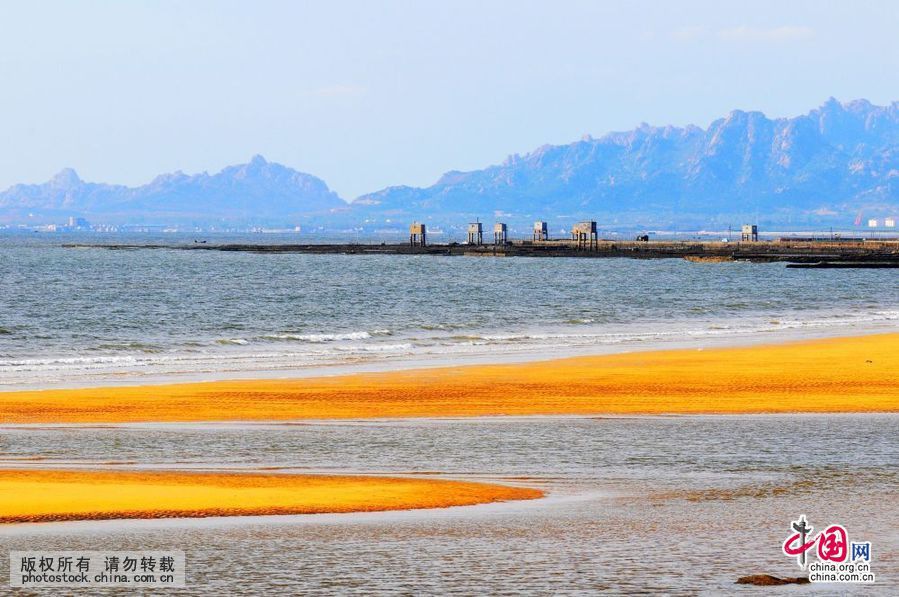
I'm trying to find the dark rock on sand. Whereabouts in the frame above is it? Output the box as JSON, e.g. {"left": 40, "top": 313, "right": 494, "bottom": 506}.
{"left": 736, "top": 574, "right": 810, "bottom": 586}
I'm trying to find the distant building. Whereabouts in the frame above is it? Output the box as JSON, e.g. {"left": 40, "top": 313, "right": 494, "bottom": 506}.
{"left": 67, "top": 216, "right": 90, "bottom": 229}
{"left": 571, "top": 221, "right": 598, "bottom": 250}
{"left": 467, "top": 222, "right": 483, "bottom": 245}
{"left": 868, "top": 219, "right": 879, "bottom": 228}
{"left": 493, "top": 222, "right": 507, "bottom": 245}
{"left": 533, "top": 221, "right": 548, "bottom": 241}
{"left": 409, "top": 222, "right": 426, "bottom": 246}
{"left": 741, "top": 224, "right": 758, "bottom": 242}
{"left": 885, "top": 218, "right": 896, "bottom": 228}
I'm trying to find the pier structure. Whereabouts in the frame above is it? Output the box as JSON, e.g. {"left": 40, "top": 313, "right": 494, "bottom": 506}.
{"left": 571, "top": 221, "right": 598, "bottom": 250}
{"left": 533, "top": 221, "right": 548, "bottom": 241}
{"left": 66, "top": 237, "right": 899, "bottom": 265}
{"left": 741, "top": 224, "right": 759, "bottom": 242}
{"left": 467, "top": 222, "right": 484, "bottom": 245}
{"left": 409, "top": 222, "right": 427, "bottom": 247}
{"left": 494, "top": 222, "right": 508, "bottom": 245}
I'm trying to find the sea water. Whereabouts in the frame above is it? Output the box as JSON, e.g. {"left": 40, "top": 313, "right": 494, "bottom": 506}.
{"left": 1, "top": 233, "right": 897, "bottom": 593}
{"left": 0, "top": 415, "right": 896, "bottom": 594}
{"left": 1, "top": 233, "right": 897, "bottom": 388}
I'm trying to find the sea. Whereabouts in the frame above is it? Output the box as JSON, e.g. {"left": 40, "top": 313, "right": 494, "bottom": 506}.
{"left": 0, "top": 415, "right": 896, "bottom": 594}
{"left": 0, "top": 232, "right": 897, "bottom": 594}
{"left": 1, "top": 232, "right": 898, "bottom": 389}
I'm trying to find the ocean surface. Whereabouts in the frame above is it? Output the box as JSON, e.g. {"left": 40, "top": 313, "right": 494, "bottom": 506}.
{"left": 1, "top": 414, "right": 896, "bottom": 594}
{"left": 1, "top": 233, "right": 897, "bottom": 389}
{"left": 2, "top": 233, "right": 897, "bottom": 593}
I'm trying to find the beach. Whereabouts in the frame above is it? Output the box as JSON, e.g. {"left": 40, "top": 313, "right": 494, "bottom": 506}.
{"left": 2, "top": 331, "right": 897, "bottom": 592}
{"left": 3, "top": 412, "right": 896, "bottom": 593}
{"left": 0, "top": 469, "right": 541, "bottom": 523}
{"left": 4, "top": 5, "right": 898, "bottom": 590}
{"left": 3, "top": 332, "right": 897, "bottom": 424}
{"left": 2, "top": 244, "right": 897, "bottom": 592}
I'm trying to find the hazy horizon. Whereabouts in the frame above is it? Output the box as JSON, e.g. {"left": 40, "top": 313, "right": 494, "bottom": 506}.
{"left": 2, "top": 0, "right": 899, "bottom": 199}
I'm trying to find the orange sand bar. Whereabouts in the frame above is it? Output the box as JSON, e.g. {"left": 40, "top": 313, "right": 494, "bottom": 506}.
{"left": 0, "top": 469, "right": 543, "bottom": 523}
{"left": 2, "top": 333, "right": 898, "bottom": 424}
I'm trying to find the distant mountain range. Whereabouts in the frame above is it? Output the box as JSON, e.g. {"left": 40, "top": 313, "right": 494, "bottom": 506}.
{"left": 3, "top": 98, "right": 898, "bottom": 230}
{"left": 0, "top": 155, "right": 345, "bottom": 226}
{"left": 353, "top": 98, "right": 899, "bottom": 230}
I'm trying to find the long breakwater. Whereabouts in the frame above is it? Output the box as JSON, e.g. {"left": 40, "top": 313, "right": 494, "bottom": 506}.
{"left": 64, "top": 238, "right": 899, "bottom": 264}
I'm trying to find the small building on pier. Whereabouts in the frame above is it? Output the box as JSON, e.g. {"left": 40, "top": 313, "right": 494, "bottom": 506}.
{"left": 409, "top": 222, "right": 427, "bottom": 246}
{"left": 533, "top": 221, "right": 548, "bottom": 241}
{"left": 467, "top": 222, "right": 483, "bottom": 245}
{"left": 571, "top": 221, "right": 598, "bottom": 250}
{"left": 741, "top": 224, "right": 758, "bottom": 242}
{"left": 494, "top": 222, "right": 508, "bottom": 245}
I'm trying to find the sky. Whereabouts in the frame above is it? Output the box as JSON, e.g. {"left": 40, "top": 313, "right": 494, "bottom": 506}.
{"left": 1, "top": 0, "right": 898, "bottom": 200}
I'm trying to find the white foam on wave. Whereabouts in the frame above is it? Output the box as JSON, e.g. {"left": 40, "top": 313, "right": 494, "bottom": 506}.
{"left": 333, "top": 343, "right": 413, "bottom": 353}
{"left": 450, "top": 310, "right": 899, "bottom": 346}
{"left": 0, "top": 355, "right": 141, "bottom": 372}
{"left": 261, "top": 331, "right": 373, "bottom": 343}
{"left": 2, "top": 310, "right": 897, "bottom": 388}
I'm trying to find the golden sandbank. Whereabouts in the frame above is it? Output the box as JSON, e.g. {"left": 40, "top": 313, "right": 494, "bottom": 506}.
{"left": 0, "top": 469, "right": 542, "bottom": 523}
{"left": 2, "top": 333, "right": 897, "bottom": 423}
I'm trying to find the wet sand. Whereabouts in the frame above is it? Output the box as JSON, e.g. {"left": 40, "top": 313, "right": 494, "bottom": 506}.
{"left": 1, "top": 332, "right": 897, "bottom": 423}
{"left": 0, "top": 469, "right": 542, "bottom": 523}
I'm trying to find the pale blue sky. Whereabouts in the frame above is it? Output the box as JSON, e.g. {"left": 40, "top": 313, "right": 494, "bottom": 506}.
{"left": 1, "top": 0, "right": 898, "bottom": 199}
